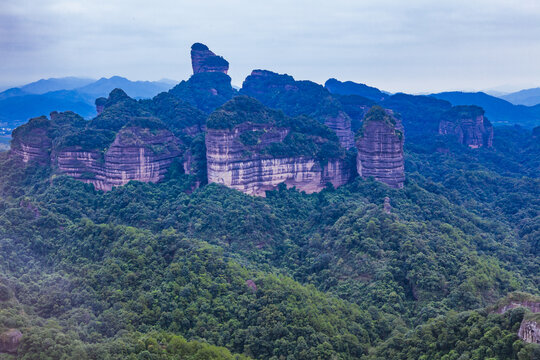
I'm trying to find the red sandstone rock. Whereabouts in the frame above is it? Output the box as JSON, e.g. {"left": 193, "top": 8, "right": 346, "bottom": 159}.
{"left": 191, "top": 43, "right": 229, "bottom": 75}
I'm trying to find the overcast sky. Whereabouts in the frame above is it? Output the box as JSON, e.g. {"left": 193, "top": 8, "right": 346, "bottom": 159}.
{"left": 1, "top": 0, "right": 540, "bottom": 93}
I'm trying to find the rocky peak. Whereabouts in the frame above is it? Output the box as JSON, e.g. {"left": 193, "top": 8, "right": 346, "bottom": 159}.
{"left": 10, "top": 115, "right": 52, "bottom": 163}
{"left": 439, "top": 105, "right": 493, "bottom": 148}
{"left": 191, "top": 43, "right": 229, "bottom": 74}
{"left": 356, "top": 106, "right": 405, "bottom": 189}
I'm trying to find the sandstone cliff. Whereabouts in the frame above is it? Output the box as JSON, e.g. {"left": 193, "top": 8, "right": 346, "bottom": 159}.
{"left": 205, "top": 96, "right": 351, "bottom": 196}
{"left": 10, "top": 116, "right": 52, "bottom": 163}
{"left": 191, "top": 43, "right": 229, "bottom": 74}
{"left": 356, "top": 106, "right": 405, "bottom": 189}
{"left": 240, "top": 70, "right": 355, "bottom": 149}
{"left": 55, "top": 124, "right": 182, "bottom": 191}
{"left": 518, "top": 316, "right": 540, "bottom": 344}
{"left": 439, "top": 105, "right": 493, "bottom": 148}
{"left": 0, "top": 329, "right": 22, "bottom": 354}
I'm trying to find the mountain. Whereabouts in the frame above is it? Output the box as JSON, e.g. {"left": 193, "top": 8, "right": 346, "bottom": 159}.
{"left": 0, "top": 90, "right": 96, "bottom": 128}
{"left": 76, "top": 76, "right": 172, "bottom": 99}
{"left": 325, "top": 78, "right": 388, "bottom": 101}
{"left": 0, "top": 77, "right": 174, "bottom": 128}
{"left": 431, "top": 91, "right": 540, "bottom": 128}
{"left": 501, "top": 87, "right": 540, "bottom": 106}
{"left": 20, "top": 76, "right": 96, "bottom": 94}
{"left": 1, "top": 43, "right": 540, "bottom": 359}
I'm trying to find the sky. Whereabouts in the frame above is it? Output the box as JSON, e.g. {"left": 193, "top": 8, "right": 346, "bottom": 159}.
{"left": 1, "top": 0, "right": 540, "bottom": 93}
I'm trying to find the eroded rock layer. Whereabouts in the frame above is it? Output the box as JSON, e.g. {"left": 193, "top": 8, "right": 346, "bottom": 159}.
{"left": 439, "top": 105, "right": 493, "bottom": 148}
{"left": 205, "top": 97, "right": 351, "bottom": 196}
{"left": 206, "top": 126, "right": 350, "bottom": 196}
{"left": 9, "top": 116, "right": 52, "bottom": 163}
{"left": 356, "top": 106, "right": 405, "bottom": 188}
{"left": 191, "top": 43, "right": 229, "bottom": 74}
{"left": 519, "top": 319, "right": 540, "bottom": 344}
{"left": 55, "top": 127, "right": 181, "bottom": 191}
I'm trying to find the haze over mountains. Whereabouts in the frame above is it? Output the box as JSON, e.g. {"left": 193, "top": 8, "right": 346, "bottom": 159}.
{"left": 0, "top": 77, "right": 174, "bottom": 128}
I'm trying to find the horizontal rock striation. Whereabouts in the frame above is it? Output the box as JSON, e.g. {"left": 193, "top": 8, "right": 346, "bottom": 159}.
{"left": 9, "top": 116, "right": 52, "bottom": 163}
{"left": 206, "top": 97, "right": 351, "bottom": 196}
{"left": 191, "top": 43, "right": 229, "bottom": 74}
{"left": 439, "top": 105, "right": 493, "bottom": 148}
{"left": 206, "top": 126, "right": 350, "bottom": 196}
{"left": 55, "top": 126, "right": 181, "bottom": 191}
{"left": 356, "top": 106, "right": 405, "bottom": 189}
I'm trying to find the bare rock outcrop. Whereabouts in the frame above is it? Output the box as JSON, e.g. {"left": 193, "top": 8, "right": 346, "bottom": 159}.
{"left": 10, "top": 116, "right": 52, "bottom": 163}
{"left": 0, "top": 329, "right": 22, "bottom": 354}
{"left": 206, "top": 96, "right": 351, "bottom": 196}
{"left": 240, "top": 70, "right": 355, "bottom": 149}
{"left": 191, "top": 43, "right": 229, "bottom": 74}
{"left": 518, "top": 318, "right": 540, "bottom": 344}
{"left": 55, "top": 125, "right": 181, "bottom": 191}
{"left": 439, "top": 105, "right": 493, "bottom": 148}
{"left": 356, "top": 106, "right": 405, "bottom": 188}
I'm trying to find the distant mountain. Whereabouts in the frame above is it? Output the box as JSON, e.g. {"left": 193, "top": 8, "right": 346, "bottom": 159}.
{"left": 0, "top": 76, "right": 175, "bottom": 128}
{"left": 431, "top": 91, "right": 540, "bottom": 128}
{"left": 20, "top": 77, "right": 96, "bottom": 94}
{"left": 500, "top": 87, "right": 540, "bottom": 106}
{"left": 0, "top": 90, "right": 96, "bottom": 127}
{"left": 325, "top": 78, "right": 387, "bottom": 102}
{"left": 76, "top": 76, "right": 172, "bottom": 99}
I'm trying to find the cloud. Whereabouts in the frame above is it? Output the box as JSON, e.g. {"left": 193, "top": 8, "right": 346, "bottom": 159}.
{"left": 1, "top": 0, "right": 539, "bottom": 92}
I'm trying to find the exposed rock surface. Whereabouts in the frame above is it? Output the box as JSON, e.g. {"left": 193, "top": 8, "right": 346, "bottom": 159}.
{"left": 439, "top": 105, "right": 493, "bottom": 148}
{"left": 206, "top": 97, "right": 351, "bottom": 196}
{"left": 55, "top": 126, "right": 181, "bottom": 191}
{"left": 0, "top": 329, "right": 22, "bottom": 354}
{"left": 240, "top": 70, "right": 355, "bottom": 149}
{"left": 356, "top": 106, "right": 405, "bottom": 188}
{"left": 191, "top": 43, "right": 229, "bottom": 74}
{"left": 518, "top": 319, "right": 540, "bottom": 344}
{"left": 10, "top": 116, "right": 52, "bottom": 163}
{"left": 494, "top": 300, "right": 540, "bottom": 314}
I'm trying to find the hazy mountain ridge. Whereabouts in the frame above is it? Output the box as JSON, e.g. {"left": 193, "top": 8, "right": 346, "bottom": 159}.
{"left": 0, "top": 76, "right": 174, "bottom": 128}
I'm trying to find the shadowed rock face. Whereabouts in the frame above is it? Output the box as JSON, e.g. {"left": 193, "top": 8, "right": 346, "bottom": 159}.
{"left": 205, "top": 97, "right": 351, "bottom": 196}
{"left": 439, "top": 105, "right": 493, "bottom": 148}
{"left": 356, "top": 106, "right": 405, "bottom": 189}
{"left": 191, "top": 43, "right": 229, "bottom": 74}
{"left": 55, "top": 126, "right": 181, "bottom": 191}
{"left": 0, "top": 329, "right": 22, "bottom": 354}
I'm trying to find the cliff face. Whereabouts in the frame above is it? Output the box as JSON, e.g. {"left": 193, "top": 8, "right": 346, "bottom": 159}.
{"left": 205, "top": 97, "right": 351, "bottom": 196}
{"left": 518, "top": 319, "right": 540, "bottom": 344}
{"left": 439, "top": 105, "right": 493, "bottom": 148}
{"left": 240, "top": 70, "right": 355, "bottom": 149}
{"left": 10, "top": 116, "right": 52, "bottom": 163}
{"left": 0, "top": 329, "right": 22, "bottom": 354}
{"left": 356, "top": 106, "right": 405, "bottom": 189}
{"left": 55, "top": 126, "right": 181, "bottom": 191}
{"left": 191, "top": 43, "right": 229, "bottom": 74}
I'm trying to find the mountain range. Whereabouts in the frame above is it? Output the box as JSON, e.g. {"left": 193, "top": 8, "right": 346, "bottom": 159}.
{"left": 0, "top": 76, "right": 174, "bottom": 128}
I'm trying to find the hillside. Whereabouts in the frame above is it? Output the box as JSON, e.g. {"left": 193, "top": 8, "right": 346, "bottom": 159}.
{"left": 501, "top": 87, "right": 540, "bottom": 106}
{"left": 1, "top": 43, "right": 539, "bottom": 359}
{"left": 432, "top": 91, "right": 540, "bottom": 128}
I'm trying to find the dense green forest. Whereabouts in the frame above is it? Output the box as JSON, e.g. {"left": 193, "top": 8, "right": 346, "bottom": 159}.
{"left": 0, "top": 113, "right": 539, "bottom": 358}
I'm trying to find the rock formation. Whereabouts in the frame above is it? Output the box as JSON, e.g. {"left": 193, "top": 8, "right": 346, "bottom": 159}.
{"left": 518, "top": 317, "right": 540, "bottom": 344}
{"left": 190, "top": 43, "right": 229, "bottom": 74}
{"left": 240, "top": 70, "right": 355, "bottom": 149}
{"left": 0, "top": 329, "right": 22, "bottom": 354}
{"left": 205, "top": 96, "right": 351, "bottom": 196}
{"left": 439, "top": 105, "right": 493, "bottom": 148}
{"left": 10, "top": 116, "right": 52, "bottom": 163}
{"left": 55, "top": 124, "right": 181, "bottom": 191}
{"left": 356, "top": 106, "right": 405, "bottom": 189}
